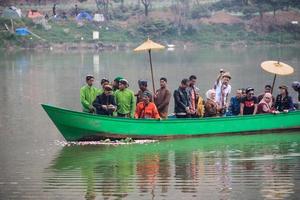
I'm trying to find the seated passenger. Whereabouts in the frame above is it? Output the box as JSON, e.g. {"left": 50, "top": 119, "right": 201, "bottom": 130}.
{"left": 204, "top": 89, "right": 219, "bottom": 117}
{"left": 135, "top": 91, "right": 160, "bottom": 119}
{"left": 93, "top": 85, "right": 116, "bottom": 116}
{"left": 227, "top": 89, "right": 242, "bottom": 116}
{"left": 274, "top": 85, "right": 294, "bottom": 112}
{"left": 257, "top": 93, "right": 274, "bottom": 114}
{"left": 240, "top": 87, "right": 258, "bottom": 115}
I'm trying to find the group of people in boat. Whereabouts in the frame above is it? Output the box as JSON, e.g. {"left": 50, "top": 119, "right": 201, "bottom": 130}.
{"left": 80, "top": 71, "right": 299, "bottom": 119}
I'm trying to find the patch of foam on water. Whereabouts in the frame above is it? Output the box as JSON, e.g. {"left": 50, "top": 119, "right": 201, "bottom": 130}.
{"left": 54, "top": 140, "right": 157, "bottom": 146}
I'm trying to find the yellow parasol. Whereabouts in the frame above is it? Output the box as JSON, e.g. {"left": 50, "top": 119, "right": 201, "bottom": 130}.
{"left": 261, "top": 60, "right": 294, "bottom": 93}
{"left": 134, "top": 38, "right": 165, "bottom": 93}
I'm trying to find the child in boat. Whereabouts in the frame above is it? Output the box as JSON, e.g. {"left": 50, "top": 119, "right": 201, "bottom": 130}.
{"left": 135, "top": 91, "right": 160, "bottom": 119}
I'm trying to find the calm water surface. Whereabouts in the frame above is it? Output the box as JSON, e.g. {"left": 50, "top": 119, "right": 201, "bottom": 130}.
{"left": 0, "top": 46, "right": 300, "bottom": 199}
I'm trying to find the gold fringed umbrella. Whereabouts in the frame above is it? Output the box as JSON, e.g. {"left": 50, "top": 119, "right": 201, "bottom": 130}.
{"left": 134, "top": 38, "right": 165, "bottom": 93}
{"left": 261, "top": 60, "right": 294, "bottom": 93}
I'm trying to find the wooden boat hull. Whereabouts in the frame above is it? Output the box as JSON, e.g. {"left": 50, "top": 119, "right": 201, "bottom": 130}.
{"left": 41, "top": 104, "right": 300, "bottom": 141}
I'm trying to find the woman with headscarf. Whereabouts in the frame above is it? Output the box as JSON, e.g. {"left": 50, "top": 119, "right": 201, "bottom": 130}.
{"left": 257, "top": 93, "right": 274, "bottom": 114}
{"left": 204, "top": 89, "right": 219, "bottom": 117}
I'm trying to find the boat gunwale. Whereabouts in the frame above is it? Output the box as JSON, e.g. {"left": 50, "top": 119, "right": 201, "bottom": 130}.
{"left": 41, "top": 103, "right": 300, "bottom": 124}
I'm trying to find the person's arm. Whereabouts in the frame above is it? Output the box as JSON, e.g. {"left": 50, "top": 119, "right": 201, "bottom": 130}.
{"left": 174, "top": 90, "right": 187, "bottom": 110}
{"left": 288, "top": 96, "right": 295, "bottom": 111}
{"left": 253, "top": 104, "right": 258, "bottom": 115}
{"left": 157, "top": 90, "right": 171, "bottom": 110}
{"left": 92, "top": 96, "right": 101, "bottom": 109}
{"left": 134, "top": 103, "right": 141, "bottom": 119}
{"left": 80, "top": 88, "right": 91, "bottom": 110}
{"left": 152, "top": 104, "right": 160, "bottom": 119}
{"left": 130, "top": 91, "right": 136, "bottom": 118}
{"left": 253, "top": 97, "right": 258, "bottom": 115}
{"left": 240, "top": 103, "right": 244, "bottom": 115}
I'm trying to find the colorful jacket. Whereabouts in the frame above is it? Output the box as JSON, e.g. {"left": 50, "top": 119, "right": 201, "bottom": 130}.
{"left": 80, "top": 85, "right": 100, "bottom": 112}
{"left": 115, "top": 88, "right": 136, "bottom": 118}
{"left": 134, "top": 102, "right": 160, "bottom": 119}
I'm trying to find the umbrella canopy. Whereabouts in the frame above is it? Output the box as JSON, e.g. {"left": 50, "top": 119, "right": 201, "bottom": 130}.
{"left": 261, "top": 60, "right": 294, "bottom": 75}
{"left": 134, "top": 38, "right": 165, "bottom": 52}
{"left": 134, "top": 38, "right": 165, "bottom": 93}
{"left": 261, "top": 60, "right": 294, "bottom": 94}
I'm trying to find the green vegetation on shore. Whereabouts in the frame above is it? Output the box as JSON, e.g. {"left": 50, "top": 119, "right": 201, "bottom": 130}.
{"left": 1, "top": 0, "right": 300, "bottom": 49}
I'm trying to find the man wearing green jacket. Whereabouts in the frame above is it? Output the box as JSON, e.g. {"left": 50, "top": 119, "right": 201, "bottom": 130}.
{"left": 80, "top": 75, "right": 100, "bottom": 113}
{"left": 115, "top": 79, "right": 136, "bottom": 118}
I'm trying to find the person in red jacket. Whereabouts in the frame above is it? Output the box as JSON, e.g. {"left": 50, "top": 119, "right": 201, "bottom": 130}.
{"left": 135, "top": 91, "right": 160, "bottom": 119}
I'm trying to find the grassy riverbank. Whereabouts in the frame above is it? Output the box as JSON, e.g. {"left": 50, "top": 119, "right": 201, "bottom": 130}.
{"left": 1, "top": 2, "right": 300, "bottom": 50}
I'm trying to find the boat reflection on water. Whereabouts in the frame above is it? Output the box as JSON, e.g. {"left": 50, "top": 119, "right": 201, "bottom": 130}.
{"left": 45, "top": 133, "right": 300, "bottom": 200}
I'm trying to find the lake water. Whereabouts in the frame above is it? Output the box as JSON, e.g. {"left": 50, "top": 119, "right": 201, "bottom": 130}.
{"left": 0, "top": 46, "right": 299, "bottom": 199}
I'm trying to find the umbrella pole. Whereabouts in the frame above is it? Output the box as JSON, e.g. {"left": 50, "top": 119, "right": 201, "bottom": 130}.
{"left": 271, "top": 74, "right": 277, "bottom": 94}
{"left": 148, "top": 49, "right": 156, "bottom": 93}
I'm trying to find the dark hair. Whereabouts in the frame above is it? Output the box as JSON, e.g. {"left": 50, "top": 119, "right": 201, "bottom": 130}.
{"left": 160, "top": 77, "right": 167, "bottom": 82}
{"left": 246, "top": 87, "right": 254, "bottom": 94}
{"left": 189, "top": 75, "right": 197, "bottom": 80}
{"left": 265, "top": 85, "right": 272, "bottom": 89}
{"left": 86, "top": 75, "right": 94, "bottom": 81}
{"left": 181, "top": 78, "right": 189, "bottom": 85}
{"left": 101, "top": 78, "right": 109, "bottom": 85}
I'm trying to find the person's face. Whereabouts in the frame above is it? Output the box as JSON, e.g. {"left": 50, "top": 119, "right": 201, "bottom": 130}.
{"left": 160, "top": 80, "right": 166, "bottom": 88}
{"left": 119, "top": 83, "right": 125, "bottom": 90}
{"left": 181, "top": 83, "right": 188, "bottom": 89}
{"left": 247, "top": 91, "right": 254, "bottom": 99}
{"left": 189, "top": 79, "right": 196, "bottom": 86}
{"left": 236, "top": 90, "right": 242, "bottom": 98}
{"left": 139, "top": 84, "right": 147, "bottom": 91}
{"left": 242, "top": 91, "right": 246, "bottom": 98}
{"left": 86, "top": 78, "right": 94, "bottom": 86}
{"left": 265, "top": 87, "right": 271, "bottom": 93}
{"left": 101, "top": 82, "right": 109, "bottom": 89}
{"left": 211, "top": 92, "right": 216, "bottom": 100}
{"left": 264, "top": 96, "right": 271, "bottom": 103}
{"left": 279, "top": 88, "right": 286, "bottom": 95}
{"left": 222, "top": 77, "right": 230, "bottom": 85}
{"left": 104, "top": 89, "right": 112, "bottom": 95}
{"left": 142, "top": 95, "right": 150, "bottom": 104}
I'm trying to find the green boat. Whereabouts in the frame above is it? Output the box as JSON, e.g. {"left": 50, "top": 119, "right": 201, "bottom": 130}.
{"left": 41, "top": 104, "right": 300, "bottom": 141}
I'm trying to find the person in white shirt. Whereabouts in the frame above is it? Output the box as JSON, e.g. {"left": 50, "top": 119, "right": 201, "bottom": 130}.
{"left": 215, "top": 72, "right": 232, "bottom": 115}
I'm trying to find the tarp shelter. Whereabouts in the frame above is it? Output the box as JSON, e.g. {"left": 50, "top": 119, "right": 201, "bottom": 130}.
{"left": 2, "top": 6, "right": 22, "bottom": 19}
{"left": 76, "top": 12, "right": 93, "bottom": 21}
{"left": 27, "top": 10, "right": 43, "bottom": 19}
{"left": 16, "top": 28, "right": 30, "bottom": 36}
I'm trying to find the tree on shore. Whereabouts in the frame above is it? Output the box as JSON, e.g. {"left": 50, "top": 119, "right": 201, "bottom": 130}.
{"left": 141, "top": 0, "right": 150, "bottom": 17}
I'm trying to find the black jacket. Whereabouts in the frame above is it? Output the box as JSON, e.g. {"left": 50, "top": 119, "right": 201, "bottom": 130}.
{"left": 174, "top": 87, "right": 190, "bottom": 114}
{"left": 275, "top": 94, "right": 294, "bottom": 111}
{"left": 93, "top": 93, "right": 116, "bottom": 116}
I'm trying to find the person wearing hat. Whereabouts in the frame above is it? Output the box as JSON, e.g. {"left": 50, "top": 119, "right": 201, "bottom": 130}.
{"left": 97, "top": 78, "right": 110, "bottom": 95}
{"left": 93, "top": 84, "right": 116, "bottom": 116}
{"left": 112, "top": 76, "right": 123, "bottom": 92}
{"left": 135, "top": 80, "right": 151, "bottom": 104}
{"left": 240, "top": 87, "right": 258, "bottom": 115}
{"left": 274, "top": 85, "right": 294, "bottom": 112}
{"left": 215, "top": 72, "right": 232, "bottom": 115}
{"left": 135, "top": 91, "right": 160, "bottom": 119}
{"left": 115, "top": 79, "right": 136, "bottom": 118}
{"left": 80, "top": 75, "right": 101, "bottom": 113}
